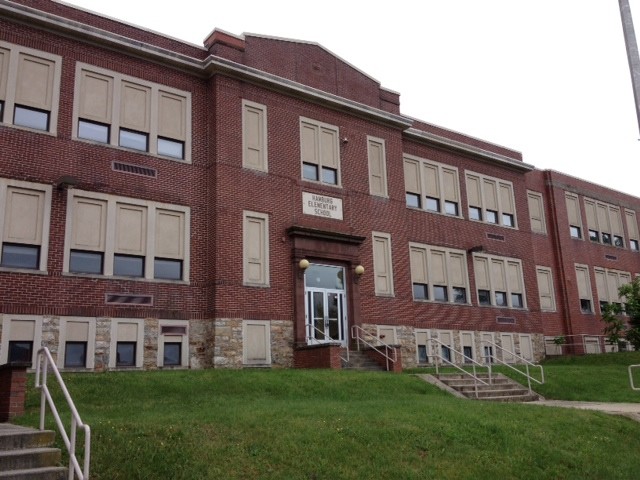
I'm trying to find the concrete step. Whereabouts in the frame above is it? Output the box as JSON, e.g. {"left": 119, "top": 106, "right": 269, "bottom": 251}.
{"left": 0, "top": 425, "right": 65, "bottom": 479}
{"left": 0, "top": 427, "right": 56, "bottom": 451}
{"left": 0, "top": 466, "right": 67, "bottom": 480}
{"left": 341, "top": 350, "right": 386, "bottom": 371}
{"left": 0, "top": 448, "right": 61, "bottom": 471}
{"left": 432, "top": 373, "right": 541, "bottom": 402}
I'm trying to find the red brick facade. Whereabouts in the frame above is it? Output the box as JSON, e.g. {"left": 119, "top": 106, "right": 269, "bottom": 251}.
{"left": 0, "top": 1, "right": 638, "bottom": 372}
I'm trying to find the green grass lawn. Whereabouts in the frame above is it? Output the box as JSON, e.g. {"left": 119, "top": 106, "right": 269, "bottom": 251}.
{"left": 13, "top": 353, "right": 640, "bottom": 479}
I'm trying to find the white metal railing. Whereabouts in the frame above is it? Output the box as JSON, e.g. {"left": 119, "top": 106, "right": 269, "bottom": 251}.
{"left": 351, "top": 325, "right": 396, "bottom": 371}
{"left": 428, "top": 338, "right": 490, "bottom": 398}
{"left": 483, "top": 340, "right": 544, "bottom": 393}
{"left": 35, "top": 347, "right": 91, "bottom": 480}
{"left": 305, "top": 323, "right": 349, "bottom": 364}
{"left": 629, "top": 364, "right": 640, "bottom": 391}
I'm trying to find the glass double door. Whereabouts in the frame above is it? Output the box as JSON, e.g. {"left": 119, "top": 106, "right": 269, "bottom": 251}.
{"left": 304, "top": 264, "right": 347, "bottom": 345}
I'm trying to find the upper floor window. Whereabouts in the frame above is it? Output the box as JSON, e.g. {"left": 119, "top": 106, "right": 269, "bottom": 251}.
{"left": 575, "top": 263, "right": 593, "bottom": 313}
{"left": 404, "top": 155, "right": 461, "bottom": 216}
{"left": 300, "top": 117, "right": 340, "bottom": 186}
{"left": 565, "top": 192, "right": 582, "bottom": 239}
{"left": 368, "top": 137, "right": 388, "bottom": 197}
{"left": 527, "top": 190, "right": 547, "bottom": 234}
{"left": 372, "top": 232, "right": 394, "bottom": 296}
{"left": 72, "top": 64, "right": 191, "bottom": 162}
{"left": 473, "top": 254, "right": 525, "bottom": 309}
{"left": 409, "top": 243, "right": 470, "bottom": 304}
{"left": 243, "top": 211, "right": 270, "bottom": 287}
{"left": 625, "top": 209, "right": 639, "bottom": 252}
{"left": 63, "top": 190, "right": 190, "bottom": 281}
{"left": 536, "top": 266, "right": 556, "bottom": 312}
{"left": 242, "top": 100, "right": 268, "bottom": 172}
{"left": 0, "top": 41, "right": 62, "bottom": 134}
{"left": 465, "top": 172, "right": 516, "bottom": 228}
{"left": 0, "top": 179, "right": 52, "bottom": 272}
{"left": 584, "top": 198, "right": 625, "bottom": 248}
{"left": 594, "top": 267, "right": 631, "bottom": 314}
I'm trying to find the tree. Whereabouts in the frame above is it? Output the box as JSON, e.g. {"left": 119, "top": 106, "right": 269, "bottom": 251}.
{"left": 602, "top": 277, "right": 640, "bottom": 350}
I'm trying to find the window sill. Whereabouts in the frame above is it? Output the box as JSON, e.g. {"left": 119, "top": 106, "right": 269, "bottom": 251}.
{"left": 1, "top": 122, "right": 56, "bottom": 137}
{"left": 0, "top": 266, "right": 48, "bottom": 275}
{"left": 61, "top": 271, "right": 189, "bottom": 285}
{"left": 72, "top": 136, "right": 191, "bottom": 164}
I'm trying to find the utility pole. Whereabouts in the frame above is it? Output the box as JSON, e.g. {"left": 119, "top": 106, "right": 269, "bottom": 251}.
{"left": 619, "top": 0, "right": 640, "bottom": 137}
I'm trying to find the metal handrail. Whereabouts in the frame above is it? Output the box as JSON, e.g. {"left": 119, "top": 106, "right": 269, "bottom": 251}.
{"left": 482, "top": 340, "right": 544, "bottom": 393}
{"left": 629, "top": 364, "right": 640, "bottom": 391}
{"left": 351, "top": 325, "right": 396, "bottom": 371}
{"left": 35, "top": 347, "right": 91, "bottom": 480}
{"left": 428, "top": 338, "right": 490, "bottom": 398}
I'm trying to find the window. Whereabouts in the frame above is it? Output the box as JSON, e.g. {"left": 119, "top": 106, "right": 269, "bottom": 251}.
{"left": 404, "top": 155, "right": 461, "bottom": 216}
{"left": 473, "top": 254, "right": 525, "bottom": 309}
{"left": 159, "top": 320, "right": 189, "bottom": 367}
{"left": 64, "top": 342, "right": 87, "bottom": 368}
{"left": 527, "top": 190, "right": 547, "bottom": 234}
{"left": 565, "top": 192, "right": 582, "bottom": 239}
{"left": 594, "top": 268, "right": 631, "bottom": 314}
{"left": 626, "top": 209, "right": 639, "bottom": 251}
{"left": 242, "top": 320, "right": 271, "bottom": 365}
{"left": 0, "top": 42, "right": 62, "bottom": 134}
{"left": 466, "top": 172, "right": 516, "bottom": 227}
{"left": 438, "top": 331, "right": 454, "bottom": 363}
{"left": 416, "top": 331, "right": 430, "bottom": 364}
{"left": 300, "top": 117, "right": 340, "bottom": 186}
{"left": 575, "top": 264, "right": 593, "bottom": 313}
{"left": 9, "top": 341, "right": 33, "bottom": 364}
{"left": 0, "top": 316, "right": 43, "bottom": 367}
{"left": 367, "top": 136, "right": 388, "bottom": 197}
{"left": 242, "top": 100, "right": 268, "bottom": 172}
{"left": 109, "top": 320, "right": 143, "bottom": 368}
{"left": 64, "top": 190, "right": 189, "bottom": 281}
{"left": 116, "top": 342, "right": 136, "bottom": 366}
{"left": 243, "top": 211, "right": 269, "bottom": 287}
{"left": 0, "top": 179, "right": 52, "bottom": 272}
{"left": 372, "top": 232, "right": 394, "bottom": 296}
{"left": 57, "top": 318, "right": 96, "bottom": 370}
{"left": 536, "top": 266, "right": 556, "bottom": 312}
{"left": 584, "top": 198, "right": 624, "bottom": 248}
{"left": 409, "top": 243, "right": 470, "bottom": 305}
{"left": 73, "top": 63, "right": 191, "bottom": 161}
{"left": 461, "top": 332, "right": 475, "bottom": 364}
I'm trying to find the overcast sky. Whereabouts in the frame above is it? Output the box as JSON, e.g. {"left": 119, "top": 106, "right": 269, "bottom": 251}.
{"left": 61, "top": 0, "right": 640, "bottom": 197}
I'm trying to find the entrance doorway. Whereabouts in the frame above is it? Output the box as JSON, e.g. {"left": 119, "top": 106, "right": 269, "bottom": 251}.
{"left": 304, "top": 264, "right": 347, "bottom": 346}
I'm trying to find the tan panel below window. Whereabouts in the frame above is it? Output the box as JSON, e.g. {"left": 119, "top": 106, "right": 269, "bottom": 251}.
{"left": 0, "top": 48, "right": 9, "bottom": 101}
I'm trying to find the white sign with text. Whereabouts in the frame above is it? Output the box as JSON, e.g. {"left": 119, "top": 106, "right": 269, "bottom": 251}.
{"left": 302, "top": 192, "right": 343, "bottom": 220}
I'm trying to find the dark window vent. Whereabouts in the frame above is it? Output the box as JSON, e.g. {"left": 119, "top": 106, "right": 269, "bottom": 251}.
{"left": 496, "top": 316, "right": 516, "bottom": 324}
{"left": 105, "top": 294, "right": 153, "bottom": 305}
{"left": 605, "top": 254, "right": 618, "bottom": 261}
{"left": 487, "top": 233, "right": 505, "bottom": 241}
{"left": 161, "top": 326, "right": 187, "bottom": 335}
{"left": 112, "top": 161, "right": 157, "bottom": 178}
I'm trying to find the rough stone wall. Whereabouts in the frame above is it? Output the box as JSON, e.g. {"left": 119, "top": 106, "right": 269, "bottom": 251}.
{"left": 363, "top": 323, "right": 545, "bottom": 369}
